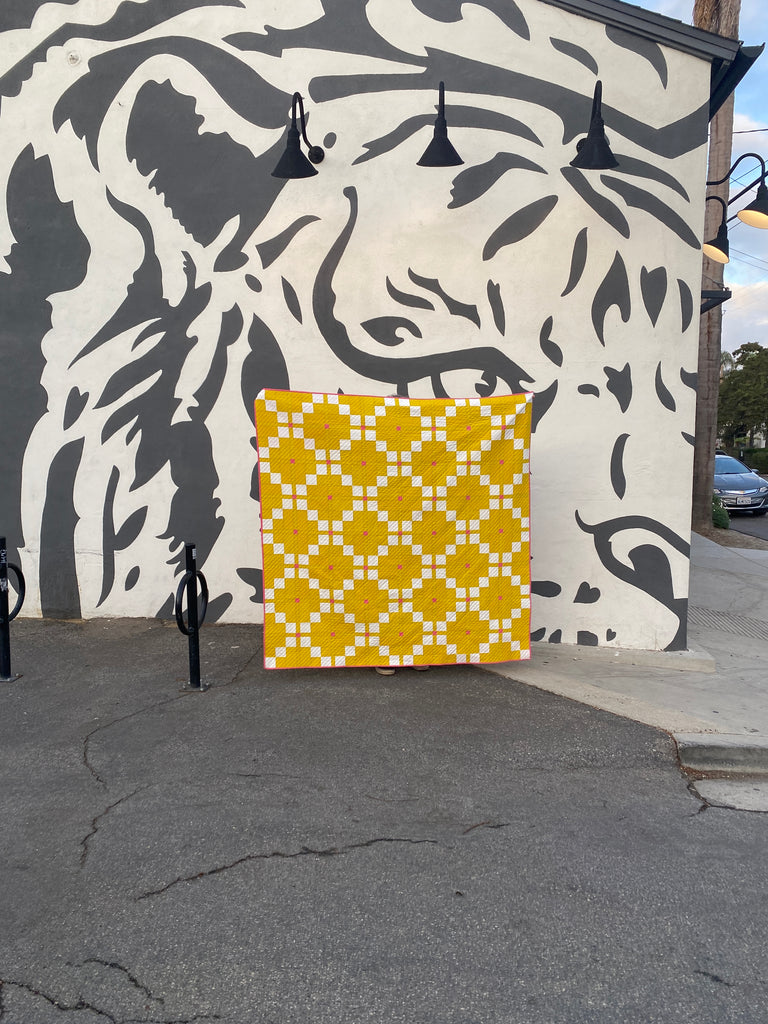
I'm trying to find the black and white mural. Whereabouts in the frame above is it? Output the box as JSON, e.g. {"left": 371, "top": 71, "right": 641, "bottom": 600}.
{"left": 0, "top": 0, "right": 713, "bottom": 649}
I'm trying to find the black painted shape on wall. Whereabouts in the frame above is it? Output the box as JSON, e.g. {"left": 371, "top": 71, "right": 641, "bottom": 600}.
{"left": 40, "top": 439, "right": 84, "bottom": 619}
{"left": 577, "top": 631, "right": 599, "bottom": 646}
{"left": 362, "top": 317, "right": 422, "bottom": 346}
{"left": 53, "top": 36, "right": 288, "bottom": 169}
{"left": 73, "top": 191, "right": 171, "bottom": 365}
{"left": 575, "top": 511, "right": 690, "bottom": 651}
{"left": 680, "top": 367, "right": 697, "bottom": 390}
{"left": 412, "top": 0, "right": 529, "bottom": 38}
{"left": 532, "top": 381, "right": 558, "bottom": 433}
{"left": 98, "top": 466, "right": 149, "bottom": 607}
{"left": 96, "top": 257, "right": 206, "bottom": 493}
{"left": 539, "top": 317, "right": 562, "bottom": 367}
{"left": 281, "top": 278, "right": 303, "bottom": 324}
{"left": 475, "top": 371, "right": 497, "bottom": 397}
{"left": 610, "top": 433, "right": 630, "bottom": 499}
{"left": 578, "top": 384, "right": 600, "bottom": 397}
{"left": 386, "top": 277, "right": 435, "bottom": 312}
{"left": 682, "top": 431, "right": 695, "bottom": 446}
{"left": 407, "top": 270, "right": 480, "bottom": 327}
{"left": 159, "top": 417, "right": 223, "bottom": 574}
{"left": 574, "top": 582, "right": 601, "bottom": 603}
{"left": 487, "top": 282, "right": 505, "bottom": 336}
{"left": 246, "top": 275, "right": 262, "bottom": 292}
{"left": 655, "top": 363, "right": 676, "bottom": 412}
{"left": 237, "top": 567, "right": 263, "bottom": 604}
{"left": 355, "top": 107, "right": 542, "bottom": 166}
{"left": 205, "top": 593, "right": 233, "bottom": 622}
{"left": 313, "top": 187, "right": 533, "bottom": 394}
{"left": 549, "top": 37, "right": 598, "bottom": 74}
{"left": 601, "top": 176, "right": 700, "bottom": 250}
{"left": 592, "top": 253, "right": 631, "bottom": 346}
{"left": 126, "top": 81, "right": 283, "bottom": 264}
{"left": 0, "top": 0, "right": 77, "bottom": 33}
{"left": 228, "top": 0, "right": 420, "bottom": 66}
{"left": 603, "top": 363, "right": 632, "bottom": 412}
{"left": 531, "top": 627, "right": 546, "bottom": 641}
{"left": 483, "top": 195, "right": 558, "bottom": 261}
{"left": 607, "top": 155, "right": 689, "bottom": 201}
{"left": 63, "top": 388, "right": 89, "bottom": 430}
{"left": 0, "top": 146, "right": 89, "bottom": 566}
{"left": 257, "top": 216, "right": 321, "bottom": 269}
{"left": 678, "top": 279, "right": 694, "bottom": 333}
{"left": 531, "top": 581, "right": 561, "bottom": 597}
{"left": 241, "top": 315, "right": 290, "bottom": 416}
{"left": 605, "top": 25, "right": 668, "bottom": 88}
{"left": 126, "top": 566, "right": 140, "bottom": 590}
{"left": 562, "top": 227, "right": 589, "bottom": 298}
{"left": 1, "top": 0, "right": 245, "bottom": 97}
{"left": 560, "top": 167, "right": 629, "bottom": 239}
{"left": 640, "top": 266, "right": 667, "bottom": 326}
{"left": 449, "top": 153, "right": 546, "bottom": 209}
{"left": 548, "top": 629, "right": 562, "bottom": 644}
{"left": 193, "top": 305, "right": 244, "bottom": 420}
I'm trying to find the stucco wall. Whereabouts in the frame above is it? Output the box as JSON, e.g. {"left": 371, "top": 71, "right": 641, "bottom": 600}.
{"left": 0, "top": 0, "right": 711, "bottom": 649}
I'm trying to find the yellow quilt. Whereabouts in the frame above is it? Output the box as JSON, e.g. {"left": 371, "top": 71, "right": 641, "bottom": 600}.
{"left": 255, "top": 390, "right": 532, "bottom": 669}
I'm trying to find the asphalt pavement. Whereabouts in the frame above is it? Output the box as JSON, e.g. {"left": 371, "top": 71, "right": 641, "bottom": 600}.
{"left": 2, "top": 531, "right": 768, "bottom": 1022}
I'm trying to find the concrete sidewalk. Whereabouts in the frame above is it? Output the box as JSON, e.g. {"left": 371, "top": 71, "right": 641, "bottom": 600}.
{"left": 488, "top": 531, "right": 768, "bottom": 810}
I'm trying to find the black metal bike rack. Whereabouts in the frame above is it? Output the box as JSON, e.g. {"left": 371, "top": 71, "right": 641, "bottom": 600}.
{"left": 175, "top": 542, "right": 210, "bottom": 691}
{"left": 1, "top": 536, "right": 25, "bottom": 682}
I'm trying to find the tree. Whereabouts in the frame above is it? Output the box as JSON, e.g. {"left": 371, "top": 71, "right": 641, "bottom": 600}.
{"left": 718, "top": 343, "right": 768, "bottom": 448}
{"left": 691, "top": 0, "right": 741, "bottom": 532}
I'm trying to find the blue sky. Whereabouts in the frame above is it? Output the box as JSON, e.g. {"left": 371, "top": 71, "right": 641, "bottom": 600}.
{"left": 640, "top": 0, "right": 768, "bottom": 352}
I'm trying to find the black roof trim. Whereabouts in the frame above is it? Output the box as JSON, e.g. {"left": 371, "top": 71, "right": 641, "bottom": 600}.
{"left": 538, "top": 0, "right": 741, "bottom": 63}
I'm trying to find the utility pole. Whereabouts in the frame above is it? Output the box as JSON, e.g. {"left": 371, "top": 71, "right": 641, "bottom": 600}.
{"left": 691, "top": 0, "right": 741, "bottom": 532}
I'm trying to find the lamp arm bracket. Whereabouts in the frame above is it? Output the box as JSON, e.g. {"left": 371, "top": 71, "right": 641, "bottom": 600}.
{"left": 706, "top": 151, "right": 766, "bottom": 188}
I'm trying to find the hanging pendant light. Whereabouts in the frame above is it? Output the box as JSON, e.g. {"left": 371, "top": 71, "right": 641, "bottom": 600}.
{"left": 702, "top": 196, "right": 730, "bottom": 264}
{"left": 417, "top": 81, "right": 464, "bottom": 167}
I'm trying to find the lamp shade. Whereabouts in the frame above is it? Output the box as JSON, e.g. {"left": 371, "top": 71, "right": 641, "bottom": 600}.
{"left": 418, "top": 82, "right": 464, "bottom": 167}
{"left": 703, "top": 219, "right": 730, "bottom": 264}
{"left": 737, "top": 181, "right": 768, "bottom": 229}
{"left": 569, "top": 81, "right": 619, "bottom": 171}
{"left": 271, "top": 123, "right": 318, "bottom": 179}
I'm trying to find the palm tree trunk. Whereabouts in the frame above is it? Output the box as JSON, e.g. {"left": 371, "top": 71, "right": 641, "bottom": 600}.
{"left": 691, "top": 0, "right": 741, "bottom": 532}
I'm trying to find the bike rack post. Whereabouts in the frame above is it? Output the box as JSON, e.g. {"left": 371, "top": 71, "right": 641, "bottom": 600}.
{"left": 174, "top": 542, "right": 210, "bottom": 692}
{"left": 1, "top": 536, "right": 26, "bottom": 683}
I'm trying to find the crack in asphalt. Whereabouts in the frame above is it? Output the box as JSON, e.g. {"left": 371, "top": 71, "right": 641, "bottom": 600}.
{"left": 0, "top": 978, "right": 220, "bottom": 1023}
{"left": 83, "top": 698, "right": 182, "bottom": 790}
{"left": 76, "top": 959, "right": 163, "bottom": 1006}
{"left": 136, "top": 837, "right": 438, "bottom": 900}
{"left": 694, "top": 969, "right": 734, "bottom": 987}
{"left": 462, "top": 820, "right": 511, "bottom": 834}
{"left": 79, "top": 790, "right": 145, "bottom": 867}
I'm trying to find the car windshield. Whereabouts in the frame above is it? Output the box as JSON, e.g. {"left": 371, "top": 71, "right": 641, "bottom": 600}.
{"left": 715, "top": 455, "right": 750, "bottom": 475}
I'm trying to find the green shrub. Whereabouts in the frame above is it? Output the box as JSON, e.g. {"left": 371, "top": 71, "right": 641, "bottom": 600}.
{"left": 712, "top": 494, "right": 730, "bottom": 530}
{"left": 745, "top": 449, "right": 768, "bottom": 474}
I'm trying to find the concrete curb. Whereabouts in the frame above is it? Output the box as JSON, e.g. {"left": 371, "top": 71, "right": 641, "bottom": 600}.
{"left": 674, "top": 733, "right": 768, "bottom": 774}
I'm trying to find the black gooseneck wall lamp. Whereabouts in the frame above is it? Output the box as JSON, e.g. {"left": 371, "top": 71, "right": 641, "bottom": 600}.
{"left": 272, "top": 92, "right": 325, "bottom": 179}
{"left": 707, "top": 152, "right": 768, "bottom": 229}
{"left": 570, "top": 80, "right": 619, "bottom": 170}
{"left": 703, "top": 152, "right": 768, "bottom": 263}
{"left": 702, "top": 195, "right": 730, "bottom": 264}
{"left": 417, "top": 81, "right": 464, "bottom": 167}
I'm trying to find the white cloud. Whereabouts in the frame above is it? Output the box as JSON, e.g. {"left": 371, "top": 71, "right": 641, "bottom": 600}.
{"left": 722, "top": 280, "right": 768, "bottom": 353}
{"left": 733, "top": 112, "right": 768, "bottom": 135}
